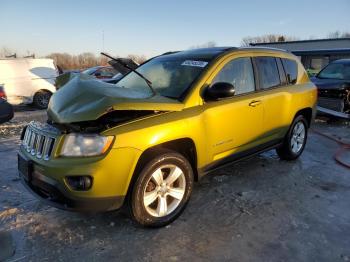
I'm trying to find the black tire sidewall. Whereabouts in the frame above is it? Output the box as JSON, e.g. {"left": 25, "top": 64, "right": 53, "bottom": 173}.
{"left": 131, "top": 152, "right": 193, "bottom": 227}
{"left": 33, "top": 91, "right": 51, "bottom": 109}
{"left": 286, "top": 116, "right": 308, "bottom": 158}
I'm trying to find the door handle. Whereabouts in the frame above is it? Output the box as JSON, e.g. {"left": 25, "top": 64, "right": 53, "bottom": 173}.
{"left": 249, "top": 100, "right": 261, "bottom": 107}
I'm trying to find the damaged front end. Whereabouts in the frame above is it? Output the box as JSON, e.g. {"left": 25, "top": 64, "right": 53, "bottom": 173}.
{"left": 317, "top": 85, "right": 350, "bottom": 119}
{"left": 49, "top": 109, "right": 162, "bottom": 133}
{"left": 48, "top": 73, "right": 184, "bottom": 132}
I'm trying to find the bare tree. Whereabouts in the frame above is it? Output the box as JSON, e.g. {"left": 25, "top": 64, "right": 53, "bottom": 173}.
{"left": 240, "top": 34, "right": 298, "bottom": 47}
{"left": 77, "top": 52, "right": 98, "bottom": 69}
{"left": 46, "top": 53, "right": 77, "bottom": 70}
{"left": 127, "top": 54, "right": 147, "bottom": 64}
{"left": 46, "top": 52, "right": 149, "bottom": 70}
{"left": 0, "top": 47, "right": 16, "bottom": 58}
{"left": 99, "top": 55, "right": 109, "bottom": 66}
{"left": 328, "top": 31, "right": 341, "bottom": 38}
{"left": 327, "top": 31, "right": 350, "bottom": 38}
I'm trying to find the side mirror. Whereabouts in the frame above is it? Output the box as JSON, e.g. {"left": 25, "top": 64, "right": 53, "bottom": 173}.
{"left": 204, "top": 82, "right": 235, "bottom": 101}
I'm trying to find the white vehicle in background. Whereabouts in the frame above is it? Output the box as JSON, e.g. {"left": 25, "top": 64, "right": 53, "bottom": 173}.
{"left": 0, "top": 58, "right": 58, "bottom": 109}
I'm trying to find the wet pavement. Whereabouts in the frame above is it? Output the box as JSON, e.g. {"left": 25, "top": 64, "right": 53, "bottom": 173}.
{"left": 0, "top": 111, "right": 349, "bottom": 261}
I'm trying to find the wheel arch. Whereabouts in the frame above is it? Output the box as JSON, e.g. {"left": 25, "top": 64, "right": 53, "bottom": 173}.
{"left": 34, "top": 89, "right": 53, "bottom": 96}
{"left": 295, "top": 107, "right": 313, "bottom": 127}
{"left": 136, "top": 138, "right": 198, "bottom": 181}
{"left": 125, "top": 138, "right": 198, "bottom": 203}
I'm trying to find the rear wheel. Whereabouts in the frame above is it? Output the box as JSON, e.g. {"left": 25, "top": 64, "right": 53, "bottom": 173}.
{"left": 276, "top": 115, "right": 308, "bottom": 160}
{"left": 33, "top": 90, "right": 52, "bottom": 109}
{"left": 130, "top": 151, "right": 193, "bottom": 227}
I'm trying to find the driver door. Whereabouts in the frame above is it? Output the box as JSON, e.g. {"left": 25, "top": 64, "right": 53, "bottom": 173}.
{"left": 202, "top": 56, "right": 264, "bottom": 162}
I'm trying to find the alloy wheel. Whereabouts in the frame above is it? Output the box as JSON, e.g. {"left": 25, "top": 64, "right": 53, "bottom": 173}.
{"left": 143, "top": 164, "right": 186, "bottom": 217}
{"left": 291, "top": 121, "right": 306, "bottom": 154}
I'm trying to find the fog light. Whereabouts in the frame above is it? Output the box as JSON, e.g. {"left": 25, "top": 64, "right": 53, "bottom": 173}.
{"left": 66, "top": 176, "right": 92, "bottom": 191}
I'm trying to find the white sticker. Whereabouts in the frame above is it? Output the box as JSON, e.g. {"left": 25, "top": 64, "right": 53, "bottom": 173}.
{"left": 181, "top": 60, "right": 208, "bottom": 68}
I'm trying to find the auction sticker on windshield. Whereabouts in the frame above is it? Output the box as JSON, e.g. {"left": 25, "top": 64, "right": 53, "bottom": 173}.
{"left": 181, "top": 60, "right": 208, "bottom": 67}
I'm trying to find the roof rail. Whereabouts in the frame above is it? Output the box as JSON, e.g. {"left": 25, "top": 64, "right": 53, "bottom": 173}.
{"left": 161, "top": 51, "right": 180, "bottom": 56}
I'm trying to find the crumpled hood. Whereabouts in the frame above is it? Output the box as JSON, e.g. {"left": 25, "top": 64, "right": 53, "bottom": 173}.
{"left": 48, "top": 74, "right": 184, "bottom": 123}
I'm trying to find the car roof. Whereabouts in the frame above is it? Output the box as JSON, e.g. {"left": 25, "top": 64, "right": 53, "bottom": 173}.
{"left": 159, "top": 46, "right": 291, "bottom": 61}
{"left": 160, "top": 47, "right": 236, "bottom": 60}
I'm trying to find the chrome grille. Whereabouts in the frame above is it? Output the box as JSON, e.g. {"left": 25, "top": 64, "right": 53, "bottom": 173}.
{"left": 22, "top": 121, "right": 59, "bottom": 160}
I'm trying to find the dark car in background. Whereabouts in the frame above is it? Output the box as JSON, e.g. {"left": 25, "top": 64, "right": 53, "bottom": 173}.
{"left": 82, "top": 66, "right": 118, "bottom": 79}
{"left": 55, "top": 66, "right": 120, "bottom": 89}
{"left": 101, "top": 57, "right": 140, "bottom": 84}
{"left": 100, "top": 73, "right": 124, "bottom": 84}
{"left": 311, "top": 59, "right": 350, "bottom": 118}
{"left": 0, "top": 85, "right": 14, "bottom": 124}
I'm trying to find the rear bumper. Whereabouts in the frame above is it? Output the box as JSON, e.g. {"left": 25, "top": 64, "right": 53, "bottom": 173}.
{"left": 7, "top": 95, "right": 33, "bottom": 105}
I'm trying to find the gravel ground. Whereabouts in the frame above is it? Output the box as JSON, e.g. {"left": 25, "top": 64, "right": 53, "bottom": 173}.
{"left": 0, "top": 110, "right": 349, "bottom": 262}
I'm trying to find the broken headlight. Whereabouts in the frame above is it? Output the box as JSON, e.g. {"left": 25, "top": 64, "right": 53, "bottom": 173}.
{"left": 60, "top": 134, "right": 114, "bottom": 157}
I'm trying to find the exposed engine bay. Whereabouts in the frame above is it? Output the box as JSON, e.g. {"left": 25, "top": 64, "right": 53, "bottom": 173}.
{"left": 48, "top": 110, "right": 162, "bottom": 133}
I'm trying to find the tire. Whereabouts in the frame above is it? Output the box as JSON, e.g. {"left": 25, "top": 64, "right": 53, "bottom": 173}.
{"left": 276, "top": 115, "right": 308, "bottom": 160}
{"left": 33, "top": 90, "right": 52, "bottom": 109}
{"left": 130, "top": 150, "right": 194, "bottom": 227}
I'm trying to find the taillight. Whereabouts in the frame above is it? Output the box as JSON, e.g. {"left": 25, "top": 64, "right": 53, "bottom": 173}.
{"left": 0, "top": 86, "right": 6, "bottom": 99}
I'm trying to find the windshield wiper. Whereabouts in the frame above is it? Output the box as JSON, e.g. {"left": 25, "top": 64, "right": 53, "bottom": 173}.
{"left": 101, "top": 52, "right": 156, "bottom": 96}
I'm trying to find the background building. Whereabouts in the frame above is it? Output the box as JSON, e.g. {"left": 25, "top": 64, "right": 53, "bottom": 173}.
{"left": 251, "top": 38, "right": 350, "bottom": 75}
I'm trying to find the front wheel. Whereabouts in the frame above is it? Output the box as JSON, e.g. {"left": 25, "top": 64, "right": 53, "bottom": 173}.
{"left": 130, "top": 151, "right": 194, "bottom": 227}
{"left": 276, "top": 115, "right": 308, "bottom": 160}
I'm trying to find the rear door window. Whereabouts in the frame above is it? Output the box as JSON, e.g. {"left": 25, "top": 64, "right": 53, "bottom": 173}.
{"left": 281, "top": 58, "right": 298, "bottom": 84}
{"left": 255, "top": 57, "right": 281, "bottom": 89}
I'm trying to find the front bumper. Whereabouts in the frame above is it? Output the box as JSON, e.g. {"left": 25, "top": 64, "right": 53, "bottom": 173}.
{"left": 20, "top": 168, "right": 124, "bottom": 212}
{"left": 18, "top": 144, "right": 141, "bottom": 212}
{"left": 317, "top": 106, "right": 350, "bottom": 119}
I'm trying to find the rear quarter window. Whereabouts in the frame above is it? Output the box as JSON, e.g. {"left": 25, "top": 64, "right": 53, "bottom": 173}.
{"left": 282, "top": 58, "right": 298, "bottom": 84}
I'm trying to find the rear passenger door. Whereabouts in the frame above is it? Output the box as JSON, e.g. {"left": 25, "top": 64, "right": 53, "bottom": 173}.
{"left": 253, "top": 56, "right": 294, "bottom": 141}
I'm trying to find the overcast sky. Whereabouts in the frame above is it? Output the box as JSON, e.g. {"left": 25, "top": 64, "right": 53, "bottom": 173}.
{"left": 1, "top": 0, "right": 349, "bottom": 58}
